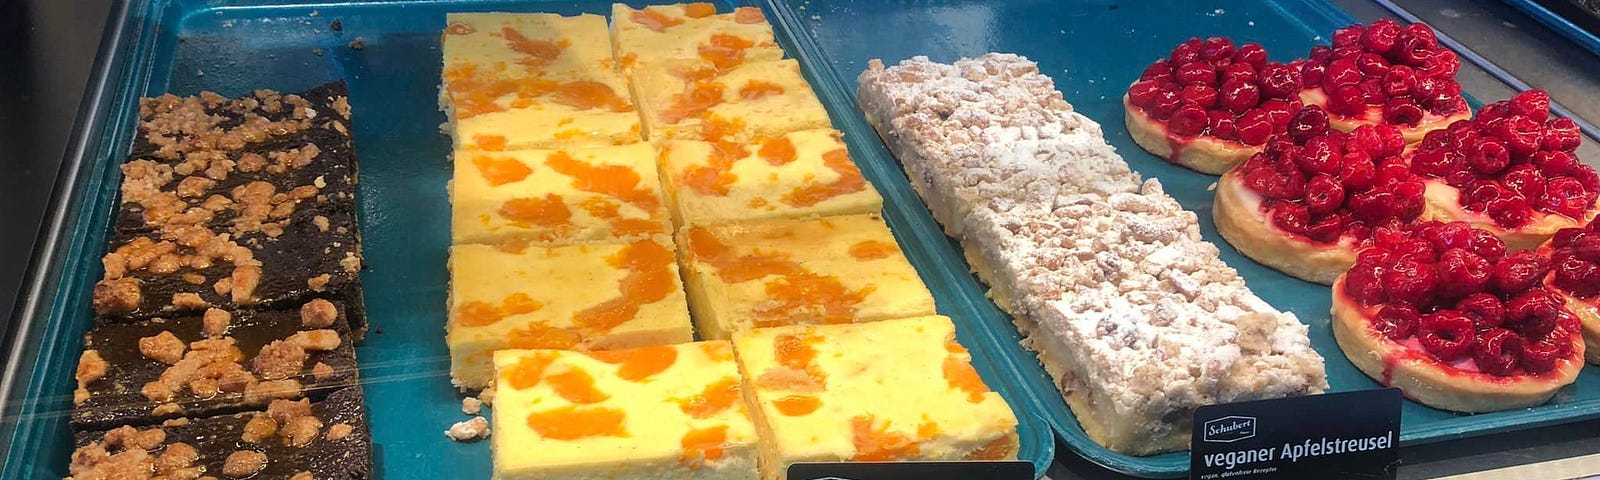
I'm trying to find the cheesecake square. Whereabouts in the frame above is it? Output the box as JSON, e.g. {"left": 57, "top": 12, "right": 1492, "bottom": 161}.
{"left": 451, "top": 143, "right": 671, "bottom": 246}
{"left": 491, "top": 343, "right": 758, "bottom": 480}
{"left": 610, "top": 3, "right": 785, "bottom": 69}
{"left": 677, "top": 214, "right": 935, "bottom": 340}
{"left": 659, "top": 129, "right": 883, "bottom": 227}
{"left": 446, "top": 237, "right": 693, "bottom": 389}
{"left": 731, "top": 316, "right": 1020, "bottom": 480}
{"left": 632, "top": 58, "right": 830, "bottom": 142}
{"left": 441, "top": 13, "right": 641, "bottom": 150}
{"left": 443, "top": 13, "right": 617, "bottom": 80}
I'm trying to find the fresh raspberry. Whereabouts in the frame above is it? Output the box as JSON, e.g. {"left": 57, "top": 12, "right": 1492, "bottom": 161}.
{"left": 1167, "top": 104, "right": 1209, "bottom": 136}
{"left": 1384, "top": 258, "right": 1439, "bottom": 306}
{"left": 1417, "top": 311, "right": 1476, "bottom": 361}
{"left": 1219, "top": 63, "right": 1257, "bottom": 88}
{"left": 1373, "top": 304, "right": 1420, "bottom": 340}
{"left": 1305, "top": 175, "right": 1347, "bottom": 215}
{"left": 1362, "top": 19, "right": 1402, "bottom": 55}
{"left": 1543, "top": 117, "right": 1583, "bottom": 151}
{"left": 1177, "top": 61, "right": 1218, "bottom": 86}
{"left": 1456, "top": 293, "right": 1507, "bottom": 330}
{"left": 1508, "top": 89, "right": 1552, "bottom": 122}
{"left": 1473, "top": 328, "right": 1525, "bottom": 376}
{"left": 1520, "top": 335, "right": 1568, "bottom": 374}
{"left": 1140, "top": 60, "right": 1174, "bottom": 82}
{"left": 1435, "top": 248, "right": 1492, "bottom": 298}
{"left": 1465, "top": 228, "right": 1508, "bottom": 262}
{"left": 1286, "top": 105, "right": 1331, "bottom": 143}
{"left": 1233, "top": 43, "right": 1268, "bottom": 69}
{"left": 1271, "top": 202, "right": 1311, "bottom": 235}
{"left": 1345, "top": 261, "right": 1388, "bottom": 305}
{"left": 1493, "top": 252, "right": 1552, "bottom": 294}
{"left": 1207, "top": 111, "right": 1239, "bottom": 140}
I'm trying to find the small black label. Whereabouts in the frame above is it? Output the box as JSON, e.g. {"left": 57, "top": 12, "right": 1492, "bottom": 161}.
{"left": 1191, "top": 388, "right": 1401, "bottom": 480}
{"left": 789, "top": 461, "right": 1033, "bottom": 480}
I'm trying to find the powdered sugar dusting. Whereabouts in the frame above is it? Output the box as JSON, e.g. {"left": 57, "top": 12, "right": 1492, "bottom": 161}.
{"left": 859, "top": 54, "right": 1327, "bottom": 454}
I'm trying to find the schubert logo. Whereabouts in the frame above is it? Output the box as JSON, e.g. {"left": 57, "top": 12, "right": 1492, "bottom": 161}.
{"left": 1203, "top": 416, "right": 1257, "bottom": 443}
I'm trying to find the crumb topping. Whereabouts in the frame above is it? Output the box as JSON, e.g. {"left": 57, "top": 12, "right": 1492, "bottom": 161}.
{"left": 859, "top": 54, "right": 1328, "bottom": 451}
{"left": 461, "top": 396, "right": 483, "bottom": 415}
{"left": 222, "top": 450, "right": 267, "bottom": 478}
{"left": 202, "top": 308, "right": 232, "bottom": 337}
{"left": 444, "top": 416, "right": 491, "bottom": 442}
{"left": 326, "top": 423, "right": 355, "bottom": 441}
{"left": 138, "top": 331, "right": 187, "bottom": 365}
{"left": 299, "top": 299, "right": 338, "bottom": 328}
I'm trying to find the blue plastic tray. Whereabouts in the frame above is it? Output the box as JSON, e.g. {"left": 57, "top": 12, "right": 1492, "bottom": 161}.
{"left": 0, "top": 0, "right": 1053, "bottom": 478}
{"left": 1500, "top": 0, "right": 1600, "bottom": 59}
{"left": 760, "top": 0, "right": 1600, "bottom": 477}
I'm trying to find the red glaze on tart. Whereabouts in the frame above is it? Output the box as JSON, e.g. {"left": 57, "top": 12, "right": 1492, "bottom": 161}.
{"left": 1125, "top": 37, "right": 1303, "bottom": 174}
{"left": 1541, "top": 221, "right": 1600, "bottom": 363}
{"left": 1297, "top": 20, "right": 1470, "bottom": 142}
{"left": 1332, "top": 221, "right": 1584, "bottom": 412}
{"left": 1214, "top": 105, "right": 1424, "bottom": 284}
{"left": 1408, "top": 90, "right": 1600, "bottom": 251}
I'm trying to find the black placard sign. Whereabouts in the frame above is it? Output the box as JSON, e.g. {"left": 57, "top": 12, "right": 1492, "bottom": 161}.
{"left": 1191, "top": 388, "right": 1401, "bottom": 480}
{"left": 789, "top": 461, "right": 1033, "bottom": 480}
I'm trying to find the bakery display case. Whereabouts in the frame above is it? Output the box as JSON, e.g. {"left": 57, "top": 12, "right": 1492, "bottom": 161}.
{"left": 2, "top": 0, "right": 1598, "bottom": 479}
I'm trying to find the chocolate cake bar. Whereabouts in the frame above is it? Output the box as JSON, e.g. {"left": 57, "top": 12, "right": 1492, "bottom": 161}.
{"left": 69, "top": 386, "right": 371, "bottom": 480}
{"left": 71, "top": 301, "right": 360, "bottom": 431}
{"left": 92, "top": 205, "right": 365, "bottom": 333}
{"left": 116, "top": 82, "right": 358, "bottom": 235}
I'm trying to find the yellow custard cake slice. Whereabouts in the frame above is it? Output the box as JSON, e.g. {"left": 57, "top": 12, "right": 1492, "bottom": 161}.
{"left": 446, "top": 238, "right": 692, "bottom": 389}
{"left": 492, "top": 342, "right": 757, "bottom": 480}
{"left": 633, "top": 58, "right": 829, "bottom": 142}
{"left": 677, "top": 214, "right": 935, "bottom": 340}
{"left": 440, "top": 13, "right": 641, "bottom": 150}
{"left": 731, "top": 316, "right": 1020, "bottom": 480}
{"left": 451, "top": 143, "right": 671, "bottom": 246}
{"left": 659, "top": 129, "right": 883, "bottom": 226}
{"left": 609, "top": 3, "right": 785, "bottom": 69}
{"left": 443, "top": 13, "right": 616, "bottom": 80}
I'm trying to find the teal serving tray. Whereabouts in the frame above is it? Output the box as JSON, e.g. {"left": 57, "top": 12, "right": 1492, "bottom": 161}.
{"left": 759, "top": 0, "right": 1600, "bottom": 477}
{"left": 0, "top": 0, "right": 1057, "bottom": 478}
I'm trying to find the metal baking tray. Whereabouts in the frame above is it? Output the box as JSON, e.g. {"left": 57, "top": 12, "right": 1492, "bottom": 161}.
{"left": 1500, "top": 0, "right": 1600, "bottom": 58}
{"left": 760, "top": 0, "right": 1600, "bottom": 477}
{"left": 0, "top": 0, "right": 1055, "bottom": 478}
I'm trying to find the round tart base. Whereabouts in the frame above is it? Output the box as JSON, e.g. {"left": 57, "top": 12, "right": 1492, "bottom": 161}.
{"left": 1423, "top": 180, "right": 1600, "bottom": 252}
{"left": 1558, "top": 292, "right": 1600, "bottom": 365}
{"left": 1300, "top": 88, "right": 1470, "bottom": 143}
{"left": 1123, "top": 95, "right": 1259, "bottom": 175}
{"left": 1331, "top": 279, "right": 1585, "bottom": 413}
{"left": 1213, "top": 170, "right": 1356, "bottom": 285}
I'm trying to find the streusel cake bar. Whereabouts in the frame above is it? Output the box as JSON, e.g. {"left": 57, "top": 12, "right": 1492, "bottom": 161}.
{"left": 857, "top": 54, "right": 1327, "bottom": 455}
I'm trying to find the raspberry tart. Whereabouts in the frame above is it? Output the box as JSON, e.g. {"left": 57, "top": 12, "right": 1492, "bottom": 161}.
{"left": 1409, "top": 90, "right": 1600, "bottom": 251}
{"left": 1125, "top": 37, "right": 1304, "bottom": 174}
{"left": 1298, "top": 20, "right": 1470, "bottom": 142}
{"left": 1332, "top": 221, "right": 1585, "bottom": 412}
{"left": 1214, "top": 105, "right": 1425, "bottom": 284}
{"left": 1542, "top": 221, "right": 1600, "bottom": 363}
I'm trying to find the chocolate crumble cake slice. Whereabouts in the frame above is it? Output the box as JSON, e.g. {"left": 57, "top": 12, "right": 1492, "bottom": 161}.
{"left": 71, "top": 301, "right": 360, "bottom": 431}
{"left": 92, "top": 205, "right": 364, "bottom": 332}
{"left": 116, "top": 82, "right": 359, "bottom": 236}
{"left": 69, "top": 386, "right": 371, "bottom": 480}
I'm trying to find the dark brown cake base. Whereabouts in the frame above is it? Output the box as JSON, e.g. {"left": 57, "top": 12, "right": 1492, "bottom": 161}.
{"left": 72, "top": 302, "right": 361, "bottom": 431}
{"left": 70, "top": 386, "right": 371, "bottom": 480}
